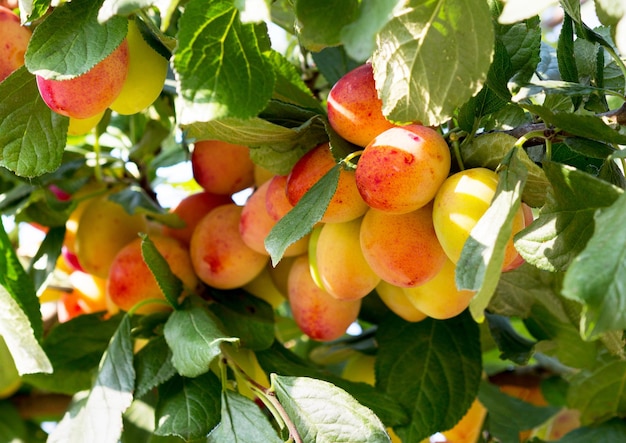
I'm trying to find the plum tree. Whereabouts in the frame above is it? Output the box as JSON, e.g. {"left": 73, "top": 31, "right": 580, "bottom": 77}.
{"left": 109, "top": 19, "right": 169, "bottom": 115}
{"left": 190, "top": 203, "right": 268, "bottom": 289}
{"left": 36, "top": 41, "right": 129, "bottom": 119}
{"left": 327, "top": 63, "right": 399, "bottom": 147}
{"left": 107, "top": 234, "right": 199, "bottom": 314}
{"left": 191, "top": 140, "right": 256, "bottom": 195}
{"left": 355, "top": 124, "right": 451, "bottom": 213}
{"left": 286, "top": 142, "right": 368, "bottom": 223}
{"left": 0, "top": 5, "right": 31, "bottom": 82}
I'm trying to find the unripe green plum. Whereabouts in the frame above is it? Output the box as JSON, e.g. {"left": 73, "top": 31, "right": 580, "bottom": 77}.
{"left": 241, "top": 264, "right": 286, "bottom": 308}
{"left": 191, "top": 140, "right": 256, "bottom": 195}
{"left": 327, "top": 63, "right": 398, "bottom": 147}
{"left": 190, "top": 203, "right": 268, "bottom": 289}
{"left": 0, "top": 335, "right": 21, "bottom": 399}
{"left": 375, "top": 280, "right": 427, "bottom": 322}
{"left": 239, "top": 179, "right": 308, "bottom": 257}
{"left": 355, "top": 124, "right": 451, "bottom": 214}
{"left": 0, "top": 5, "right": 31, "bottom": 82}
{"left": 432, "top": 167, "right": 525, "bottom": 268}
{"left": 74, "top": 193, "right": 148, "bottom": 278}
{"left": 162, "top": 191, "right": 232, "bottom": 246}
{"left": 109, "top": 19, "right": 169, "bottom": 115}
{"left": 313, "top": 217, "right": 380, "bottom": 300}
{"left": 107, "top": 234, "right": 199, "bottom": 314}
{"left": 403, "top": 258, "right": 475, "bottom": 320}
{"left": 36, "top": 41, "right": 129, "bottom": 119}
{"left": 67, "top": 111, "right": 105, "bottom": 136}
{"left": 360, "top": 204, "right": 447, "bottom": 288}
{"left": 286, "top": 142, "right": 368, "bottom": 223}
{"left": 287, "top": 255, "right": 361, "bottom": 341}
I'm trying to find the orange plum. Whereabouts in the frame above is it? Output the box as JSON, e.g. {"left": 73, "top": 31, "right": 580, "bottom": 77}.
{"left": 191, "top": 140, "right": 255, "bottom": 195}
{"left": 0, "top": 5, "right": 31, "bottom": 82}
{"left": 376, "top": 280, "right": 428, "bottom": 322}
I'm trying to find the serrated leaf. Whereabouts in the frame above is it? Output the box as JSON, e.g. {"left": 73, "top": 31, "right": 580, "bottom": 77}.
{"left": 376, "top": 312, "right": 482, "bottom": 442}
{"left": 558, "top": 14, "right": 579, "bottom": 84}
{"left": 515, "top": 161, "right": 622, "bottom": 272}
{"left": 164, "top": 300, "right": 238, "bottom": 377}
{"left": 561, "top": 190, "right": 626, "bottom": 339}
{"left": 372, "top": 0, "right": 494, "bottom": 125}
{"left": 174, "top": 0, "right": 275, "bottom": 124}
{"left": 267, "top": 50, "right": 325, "bottom": 112}
{"left": 499, "top": 21, "right": 542, "bottom": 88}
{"left": 0, "top": 68, "right": 67, "bottom": 177}
{"left": 207, "top": 390, "right": 282, "bottom": 443}
{"left": 272, "top": 375, "right": 391, "bottom": 443}
{"left": 24, "top": 313, "right": 123, "bottom": 394}
{"left": 462, "top": 132, "right": 549, "bottom": 208}
{"left": 457, "top": 148, "right": 527, "bottom": 322}
{"left": 478, "top": 380, "right": 559, "bottom": 441}
{"left": 564, "top": 137, "right": 616, "bottom": 160}
{"left": 567, "top": 361, "right": 626, "bottom": 425}
{"left": 139, "top": 234, "right": 182, "bottom": 309}
{"left": 265, "top": 165, "right": 340, "bottom": 265}
{"left": 48, "top": 315, "right": 135, "bottom": 443}
{"left": 25, "top": 0, "right": 127, "bottom": 79}
{"left": 134, "top": 335, "right": 177, "bottom": 398}
{"left": 294, "top": 0, "right": 360, "bottom": 52}
{"left": 155, "top": 372, "right": 222, "bottom": 439}
{"left": 208, "top": 290, "right": 275, "bottom": 351}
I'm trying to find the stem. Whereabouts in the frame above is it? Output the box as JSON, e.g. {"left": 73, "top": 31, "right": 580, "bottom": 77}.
{"left": 92, "top": 131, "right": 103, "bottom": 183}
{"left": 449, "top": 132, "right": 464, "bottom": 171}
{"left": 126, "top": 297, "right": 172, "bottom": 316}
{"left": 341, "top": 150, "right": 364, "bottom": 170}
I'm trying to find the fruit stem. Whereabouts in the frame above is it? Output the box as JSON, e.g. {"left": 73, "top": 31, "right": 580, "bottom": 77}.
{"left": 341, "top": 150, "right": 363, "bottom": 170}
{"left": 449, "top": 132, "right": 465, "bottom": 171}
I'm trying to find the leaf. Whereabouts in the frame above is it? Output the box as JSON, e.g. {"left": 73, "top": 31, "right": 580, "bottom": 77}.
{"left": 174, "top": 0, "right": 275, "bottom": 124}
{"left": 567, "top": 361, "right": 626, "bottom": 425}
{"left": 0, "top": 401, "right": 27, "bottom": 442}
{"left": 521, "top": 104, "right": 626, "bottom": 144}
{"left": 497, "top": 0, "right": 558, "bottom": 24}
{"left": 514, "top": 161, "right": 622, "bottom": 272}
{"left": 561, "top": 189, "right": 626, "bottom": 339}
{"left": 376, "top": 312, "right": 482, "bottom": 442}
{"left": 163, "top": 300, "right": 239, "bottom": 377}
{"left": 564, "top": 137, "right": 616, "bottom": 160}
{"left": 311, "top": 46, "right": 362, "bottom": 86}
{"left": 207, "top": 390, "right": 282, "bottom": 443}
{"left": 208, "top": 290, "right": 275, "bottom": 351}
{"left": 27, "top": 226, "right": 65, "bottom": 292}
{"left": 133, "top": 335, "right": 177, "bottom": 399}
{"left": 0, "top": 68, "right": 67, "bottom": 177}
{"left": 267, "top": 50, "right": 325, "bottom": 112}
{"left": 25, "top": 0, "right": 128, "bottom": 79}
{"left": 108, "top": 186, "right": 181, "bottom": 226}
{"left": 456, "top": 148, "right": 527, "bottom": 322}
{"left": 551, "top": 418, "right": 626, "bottom": 442}
{"left": 499, "top": 20, "right": 542, "bottom": 88}
{"left": 48, "top": 315, "right": 135, "bottom": 443}
{"left": 265, "top": 165, "right": 340, "bottom": 265}
{"left": 485, "top": 313, "right": 536, "bottom": 365}
{"left": 557, "top": 14, "right": 579, "bottom": 84}
{"left": 272, "top": 374, "right": 391, "bottom": 442}
{"left": 372, "top": 0, "right": 494, "bottom": 125}
{"left": 155, "top": 372, "right": 222, "bottom": 440}
{"left": 24, "top": 313, "right": 123, "bottom": 394}
{"left": 256, "top": 342, "right": 409, "bottom": 428}
{"left": 462, "top": 132, "right": 549, "bottom": 208}
{"left": 512, "top": 80, "right": 622, "bottom": 102}
{"left": 478, "top": 380, "right": 559, "bottom": 442}
{"left": 140, "top": 234, "right": 182, "bottom": 309}
{"left": 294, "top": 0, "right": 360, "bottom": 52}
{"left": 340, "top": 0, "right": 400, "bottom": 62}
{"left": 98, "top": 0, "right": 158, "bottom": 21}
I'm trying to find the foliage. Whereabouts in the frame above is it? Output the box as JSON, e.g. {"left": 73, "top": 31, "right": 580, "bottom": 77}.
{"left": 2, "top": 0, "right": 626, "bottom": 442}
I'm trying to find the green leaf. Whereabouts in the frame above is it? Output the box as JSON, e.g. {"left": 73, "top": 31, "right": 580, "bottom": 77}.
{"left": 139, "top": 234, "right": 182, "bottom": 309}
{"left": 564, "top": 137, "right": 616, "bottom": 160}
{"left": 499, "top": 20, "right": 542, "bottom": 88}
{"left": 174, "top": 0, "right": 275, "bottom": 124}
{"left": 567, "top": 361, "right": 626, "bottom": 425}
{"left": 462, "top": 132, "right": 549, "bottom": 208}
{"left": 256, "top": 342, "right": 409, "bottom": 428}
{"left": 478, "top": 380, "right": 559, "bottom": 442}
{"left": 267, "top": 51, "right": 325, "bottom": 112}
{"left": 19, "top": 0, "right": 51, "bottom": 23}
{"left": 48, "top": 315, "right": 135, "bottom": 443}
{"left": 108, "top": 186, "right": 180, "bottom": 226}
{"left": 25, "top": 0, "right": 127, "bottom": 79}
{"left": 340, "top": 0, "right": 400, "bottom": 62}
{"left": 164, "top": 300, "right": 238, "bottom": 377}
{"left": 372, "top": 0, "right": 494, "bottom": 125}
{"left": 311, "top": 46, "right": 362, "bottom": 86}
{"left": 485, "top": 313, "right": 536, "bottom": 365}
{"left": 134, "top": 335, "right": 177, "bottom": 399}
{"left": 27, "top": 226, "right": 65, "bottom": 292}
{"left": 514, "top": 161, "right": 622, "bottom": 272}
{"left": 551, "top": 418, "right": 626, "bottom": 442}
{"left": 376, "top": 312, "right": 482, "bottom": 442}
{"left": 512, "top": 80, "right": 622, "bottom": 102}
{"left": 0, "top": 402, "right": 27, "bottom": 442}
{"left": 24, "top": 313, "right": 123, "bottom": 394}
{"left": 265, "top": 164, "right": 340, "bottom": 265}
{"left": 208, "top": 290, "right": 275, "bottom": 351}
{"left": 561, "top": 190, "right": 626, "bottom": 339}
{"left": 272, "top": 374, "right": 391, "bottom": 442}
{"left": 155, "top": 372, "right": 222, "bottom": 439}
{"left": 294, "top": 0, "right": 360, "bottom": 52}
{"left": 557, "top": 14, "right": 579, "bottom": 84}
{"left": 207, "top": 390, "right": 282, "bottom": 442}
{"left": 0, "top": 68, "right": 67, "bottom": 177}
{"left": 457, "top": 148, "right": 527, "bottom": 322}
{"left": 521, "top": 103, "right": 626, "bottom": 144}
{"left": 98, "top": 0, "right": 157, "bottom": 21}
